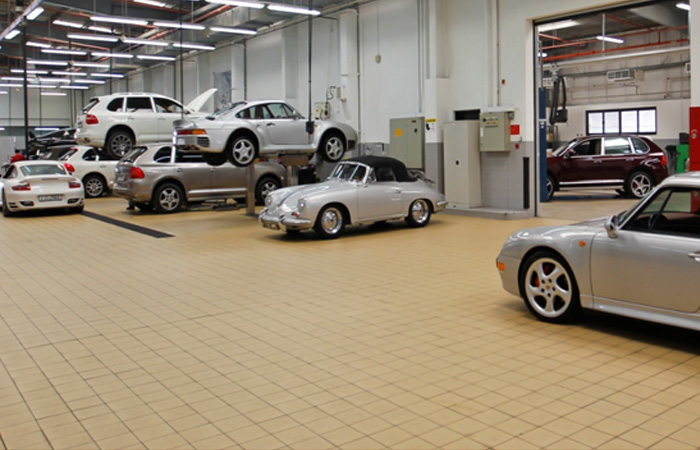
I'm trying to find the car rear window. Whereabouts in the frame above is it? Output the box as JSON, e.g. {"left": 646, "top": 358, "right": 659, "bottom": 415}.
{"left": 631, "top": 138, "right": 650, "bottom": 154}
{"left": 20, "top": 164, "right": 67, "bottom": 176}
{"left": 58, "top": 149, "right": 77, "bottom": 161}
{"left": 122, "top": 147, "right": 147, "bottom": 163}
{"left": 154, "top": 146, "right": 174, "bottom": 163}
{"left": 107, "top": 98, "right": 124, "bottom": 112}
{"left": 81, "top": 98, "right": 99, "bottom": 114}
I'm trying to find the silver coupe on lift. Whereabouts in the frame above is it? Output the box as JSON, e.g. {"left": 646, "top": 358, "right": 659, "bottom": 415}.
{"left": 173, "top": 100, "right": 357, "bottom": 167}
{"left": 260, "top": 156, "right": 447, "bottom": 238}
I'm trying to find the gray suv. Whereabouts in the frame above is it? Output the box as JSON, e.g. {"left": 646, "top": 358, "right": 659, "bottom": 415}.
{"left": 113, "top": 144, "right": 285, "bottom": 213}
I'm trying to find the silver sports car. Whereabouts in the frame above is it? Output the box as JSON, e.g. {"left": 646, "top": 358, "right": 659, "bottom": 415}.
{"left": 260, "top": 156, "right": 447, "bottom": 238}
{"left": 173, "top": 100, "right": 357, "bottom": 167}
{"left": 496, "top": 172, "right": 700, "bottom": 331}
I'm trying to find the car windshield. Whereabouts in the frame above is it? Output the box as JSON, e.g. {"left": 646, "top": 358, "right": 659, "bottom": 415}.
{"left": 20, "top": 164, "right": 66, "bottom": 176}
{"left": 329, "top": 162, "right": 367, "bottom": 182}
{"left": 552, "top": 139, "right": 578, "bottom": 156}
{"left": 205, "top": 101, "right": 247, "bottom": 120}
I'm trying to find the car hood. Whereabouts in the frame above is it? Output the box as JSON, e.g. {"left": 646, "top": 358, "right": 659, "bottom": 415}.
{"left": 186, "top": 88, "right": 217, "bottom": 113}
{"left": 270, "top": 179, "right": 355, "bottom": 206}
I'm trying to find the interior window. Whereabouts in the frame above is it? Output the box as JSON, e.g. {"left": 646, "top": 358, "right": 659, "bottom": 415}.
{"left": 107, "top": 98, "right": 124, "bottom": 112}
{"left": 153, "top": 146, "right": 173, "bottom": 163}
{"left": 82, "top": 149, "right": 98, "bottom": 161}
{"left": 376, "top": 166, "right": 396, "bottom": 182}
{"left": 572, "top": 139, "right": 600, "bottom": 156}
{"left": 126, "top": 97, "right": 153, "bottom": 112}
{"left": 154, "top": 98, "right": 183, "bottom": 114}
{"left": 266, "top": 103, "right": 291, "bottom": 119}
{"left": 625, "top": 188, "right": 700, "bottom": 237}
{"left": 236, "top": 108, "right": 252, "bottom": 119}
{"left": 631, "top": 138, "right": 650, "bottom": 154}
{"left": 252, "top": 105, "right": 271, "bottom": 119}
{"left": 604, "top": 137, "right": 632, "bottom": 155}
{"left": 20, "top": 164, "right": 66, "bottom": 176}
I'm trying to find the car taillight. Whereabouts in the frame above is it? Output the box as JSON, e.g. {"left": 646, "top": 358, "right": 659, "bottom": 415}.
{"left": 64, "top": 163, "right": 75, "bottom": 173}
{"left": 660, "top": 155, "right": 667, "bottom": 167}
{"left": 86, "top": 114, "right": 99, "bottom": 125}
{"left": 129, "top": 167, "right": 145, "bottom": 179}
{"left": 176, "top": 129, "right": 206, "bottom": 136}
{"left": 68, "top": 181, "right": 81, "bottom": 189}
{"left": 11, "top": 183, "right": 30, "bottom": 191}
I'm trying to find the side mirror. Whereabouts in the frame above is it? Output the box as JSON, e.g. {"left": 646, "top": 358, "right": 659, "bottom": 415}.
{"left": 604, "top": 214, "right": 619, "bottom": 239}
{"left": 564, "top": 151, "right": 573, "bottom": 160}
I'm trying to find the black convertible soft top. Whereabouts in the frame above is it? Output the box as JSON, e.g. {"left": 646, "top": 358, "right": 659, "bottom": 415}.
{"left": 347, "top": 156, "right": 416, "bottom": 182}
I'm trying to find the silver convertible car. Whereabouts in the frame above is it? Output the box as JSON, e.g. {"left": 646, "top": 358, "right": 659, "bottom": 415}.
{"left": 173, "top": 100, "right": 357, "bottom": 167}
{"left": 260, "top": 156, "right": 447, "bottom": 238}
{"left": 496, "top": 172, "right": 700, "bottom": 331}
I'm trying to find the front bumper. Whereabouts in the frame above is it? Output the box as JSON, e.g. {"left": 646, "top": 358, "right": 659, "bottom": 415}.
{"left": 496, "top": 253, "right": 522, "bottom": 298}
{"left": 259, "top": 209, "right": 313, "bottom": 232}
{"left": 434, "top": 200, "right": 448, "bottom": 213}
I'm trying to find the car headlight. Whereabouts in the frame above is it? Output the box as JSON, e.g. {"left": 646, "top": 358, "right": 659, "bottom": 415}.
{"left": 265, "top": 195, "right": 274, "bottom": 207}
{"left": 298, "top": 198, "right": 306, "bottom": 211}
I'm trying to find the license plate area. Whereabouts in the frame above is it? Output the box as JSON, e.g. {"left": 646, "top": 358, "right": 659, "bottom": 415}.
{"left": 263, "top": 221, "right": 280, "bottom": 230}
{"left": 38, "top": 194, "right": 63, "bottom": 202}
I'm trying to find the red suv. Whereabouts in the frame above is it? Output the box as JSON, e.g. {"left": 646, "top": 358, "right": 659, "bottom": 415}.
{"left": 547, "top": 135, "right": 668, "bottom": 199}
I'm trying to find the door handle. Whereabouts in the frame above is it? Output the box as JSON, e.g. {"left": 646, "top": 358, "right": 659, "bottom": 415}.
{"left": 625, "top": 158, "right": 634, "bottom": 162}
{"left": 158, "top": 117, "right": 166, "bottom": 121}
{"left": 126, "top": 116, "right": 134, "bottom": 121}
{"left": 393, "top": 188, "right": 402, "bottom": 193}
{"left": 594, "top": 160, "right": 602, "bottom": 164}
{"left": 689, "top": 252, "right": 700, "bottom": 262}
{"left": 99, "top": 165, "right": 106, "bottom": 168}
{"left": 266, "top": 123, "right": 275, "bottom": 127}
{"left": 176, "top": 168, "right": 184, "bottom": 172}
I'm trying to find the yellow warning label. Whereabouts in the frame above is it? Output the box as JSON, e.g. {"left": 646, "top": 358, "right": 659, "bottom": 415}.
{"left": 395, "top": 129, "right": 403, "bottom": 137}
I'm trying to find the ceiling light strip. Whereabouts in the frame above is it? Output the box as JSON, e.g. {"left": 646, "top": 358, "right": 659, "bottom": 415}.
{"left": 172, "top": 42, "right": 215, "bottom": 51}
{"left": 205, "top": 0, "right": 265, "bottom": 8}
{"left": 154, "top": 21, "right": 206, "bottom": 30}
{"left": 267, "top": 4, "right": 320, "bottom": 16}
{"left": 91, "top": 52, "right": 135, "bottom": 59}
{"left": 122, "top": 37, "right": 170, "bottom": 47}
{"left": 68, "top": 33, "right": 120, "bottom": 43}
{"left": 91, "top": 16, "right": 149, "bottom": 26}
{"left": 42, "top": 48, "right": 88, "bottom": 56}
{"left": 210, "top": 26, "right": 257, "bottom": 35}
{"left": 136, "top": 55, "right": 177, "bottom": 61}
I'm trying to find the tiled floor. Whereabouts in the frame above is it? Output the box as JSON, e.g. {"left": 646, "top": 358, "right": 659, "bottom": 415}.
{"left": 2, "top": 194, "right": 700, "bottom": 449}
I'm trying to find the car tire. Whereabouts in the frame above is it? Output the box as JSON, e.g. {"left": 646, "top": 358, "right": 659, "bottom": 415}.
{"left": 152, "top": 183, "right": 184, "bottom": 213}
{"left": 72, "top": 205, "right": 84, "bottom": 214}
{"left": 314, "top": 204, "right": 345, "bottom": 239}
{"left": 134, "top": 202, "right": 153, "bottom": 212}
{"left": 83, "top": 174, "right": 106, "bottom": 198}
{"left": 546, "top": 175, "right": 556, "bottom": 200}
{"left": 626, "top": 171, "right": 653, "bottom": 199}
{"left": 203, "top": 153, "right": 227, "bottom": 166}
{"left": 405, "top": 199, "right": 431, "bottom": 228}
{"left": 2, "top": 191, "right": 12, "bottom": 217}
{"left": 255, "top": 176, "right": 281, "bottom": 205}
{"left": 226, "top": 135, "right": 257, "bottom": 167}
{"left": 105, "top": 130, "right": 134, "bottom": 159}
{"left": 318, "top": 133, "right": 345, "bottom": 163}
{"left": 519, "top": 251, "right": 580, "bottom": 323}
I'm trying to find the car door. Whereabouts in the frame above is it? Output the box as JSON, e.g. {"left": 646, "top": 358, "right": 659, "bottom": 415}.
{"left": 260, "top": 103, "right": 310, "bottom": 148}
{"left": 601, "top": 137, "right": 635, "bottom": 182}
{"left": 124, "top": 96, "right": 157, "bottom": 143}
{"left": 356, "top": 166, "right": 404, "bottom": 220}
{"left": 209, "top": 160, "right": 246, "bottom": 197}
{"left": 172, "top": 149, "right": 214, "bottom": 199}
{"left": 590, "top": 187, "right": 700, "bottom": 312}
{"left": 153, "top": 97, "right": 185, "bottom": 141}
{"left": 558, "top": 138, "right": 603, "bottom": 184}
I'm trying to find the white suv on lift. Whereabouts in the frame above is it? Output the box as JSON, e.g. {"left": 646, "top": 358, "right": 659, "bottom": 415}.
{"left": 75, "top": 89, "right": 216, "bottom": 159}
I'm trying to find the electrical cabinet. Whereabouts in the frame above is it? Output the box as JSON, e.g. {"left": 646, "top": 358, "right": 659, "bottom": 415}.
{"left": 444, "top": 121, "right": 481, "bottom": 209}
{"left": 390, "top": 117, "right": 425, "bottom": 169}
{"left": 480, "top": 110, "right": 511, "bottom": 152}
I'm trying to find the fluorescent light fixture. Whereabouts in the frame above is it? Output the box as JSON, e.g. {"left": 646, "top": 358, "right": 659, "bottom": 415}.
{"left": 206, "top": 0, "right": 265, "bottom": 8}
{"left": 0, "top": 83, "right": 22, "bottom": 88}
{"left": 538, "top": 20, "right": 580, "bottom": 33}
{"left": 538, "top": 51, "right": 548, "bottom": 58}
{"left": 53, "top": 19, "right": 84, "bottom": 28}
{"left": 91, "top": 72, "right": 125, "bottom": 78}
{"left": 26, "top": 7, "right": 45, "bottom": 21}
{"left": 136, "top": 54, "right": 177, "bottom": 61}
{"left": 27, "top": 41, "right": 52, "bottom": 48}
{"left": 134, "top": 0, "right": 167, "bottom": 6}
{"left": 28, "top": 84, "right": 57, "bottom": 89}
{"left": 72, "top": 61, "right": 109, "bottom": 68}
{"left": 88, "top": 25, "right": 114, "bottom": 33}
{"left": 5, "top": 29, "right": 20, "bottom": 40}
{"left": 73, "top": 79, "right": 106, "bottom": 84}
{"left": 28, "top": 60, "right": 70, "bottom": 66}
{"left": 36, "top": 127, "right": 60, "bottom": 131}
{"left": 91, "top": 16, "right": 149, "bottom": 26}
{"left": 172, "top": 42, "right": 215, "bottom": 50}
{"left": 11, "top": 69, "right": 49, "bottom": 75}
{"left": 51, "top": 71, "right": 87, "bottom": 77}
{"left": 41, "top": 92, "right": 68, "bottom": 96}
{"left": 677, "top": 2, "right": 691, "bottom": 11}
{"left": 91, "top": 52, "right": 134, "bottom": 59}
{"left": 42, "top": 48, "right": 88, "bottom": 56}
{"left": 34, "top": 78, "right": 71, "bottom": 84}
{"left": 2, "top": 76, "right": 32, "bottom": 82}
{"left": 596, "top": 35, "right": 624, "bottom": 44}
{"left": 154, "top": 21, "right": 206, "bottom": 30}
{"left": 209, "top": 26, "right": 257, "bottom": 35}
{"left": 60, "top": 85, "right": 90, "bottom": 90}
{"left": 67, "top": 33, "right": 120, "bottom": 43}
{"left": 267, "top": 4, "right": 320, "bottom": 15}
{"left": 122, "top": 37, "right": 170, "bottom": 47}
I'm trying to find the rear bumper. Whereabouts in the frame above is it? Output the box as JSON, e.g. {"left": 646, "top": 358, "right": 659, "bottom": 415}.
{"left": 112, "top": 182, "right": 152, "bottom": 203}
{"left": 174, "top": 135, "right": 215, "bottom": 153}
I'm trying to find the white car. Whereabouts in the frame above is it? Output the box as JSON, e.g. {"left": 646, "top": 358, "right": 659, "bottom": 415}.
{"left": 59, "top": 147, "right": 119, "bottom": 198}
{"left": 173, "top": 100, "right": 357, "bottom": 167}
{"left": 0, "top": 160, "right": 84, "bottom": 216}
{"left": 75, "top": 89, "right": 217, "bottom": 159}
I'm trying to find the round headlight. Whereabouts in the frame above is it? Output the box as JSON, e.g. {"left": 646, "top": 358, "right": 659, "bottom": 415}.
{"left": 298, "top": 198, "right": 306, "bottom": 211}
{"left": 265, "top": 195, "right": 273, "bottom": 207}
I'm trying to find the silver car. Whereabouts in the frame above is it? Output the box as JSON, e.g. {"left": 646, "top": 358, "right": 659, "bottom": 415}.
{"left": 113, "top": 144, "right": 285, "bottom": 213}
{"left": 496, "top": 172, "right": 700, "bottom": 331}
{"left": 260, "top": 156, "right": 447, "bottom": 238}
{"left": 173, "top": 100, "right": 357, "bottom": 167}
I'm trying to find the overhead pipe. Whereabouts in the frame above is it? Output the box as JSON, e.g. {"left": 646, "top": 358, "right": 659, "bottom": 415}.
{"left": 543, "top": 38, "right": 688, "bottom": 62}
{"left": 541, "top": 25, "right": 688, "bottom": 52}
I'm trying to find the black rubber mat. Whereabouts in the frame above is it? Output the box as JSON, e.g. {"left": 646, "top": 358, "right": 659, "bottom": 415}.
{"left": 81, "top": 211, "right": 174, "bottom": 239}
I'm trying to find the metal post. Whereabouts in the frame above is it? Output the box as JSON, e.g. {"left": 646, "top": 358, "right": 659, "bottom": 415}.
{"left": 22, "top": 18, "right": 29, "bottom": 151}
{"left": 245, "top": 165, "right": 255, "bottom": 216}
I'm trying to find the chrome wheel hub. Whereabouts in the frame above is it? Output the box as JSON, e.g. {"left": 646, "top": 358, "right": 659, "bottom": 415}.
{"left": 158, "top": 188, "right": 180, "bottom": 211}
{"left": 524, "top": 258, "right": 572, "bottom": 318}
{"left": 232, "top": 140, "right": 255, "bottom": 165}
{"left": 325, "top": 137, "right": 344, "bottom": 161}
{"left": 411, "top": 200, "right": 429, "bottom": 223}
{"left": 321, "top": 208, "right": 342, "bottom": 234}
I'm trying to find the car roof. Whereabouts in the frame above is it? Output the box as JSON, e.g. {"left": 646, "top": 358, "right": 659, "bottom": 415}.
{"left": 92, "top": 92, "right": 177, "bottom": 100}
{"left": 346, "top": 156, "right": 416, "bottom": 182}
{"left": 658, "top": 171, "right": 700, "bottom": 189}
